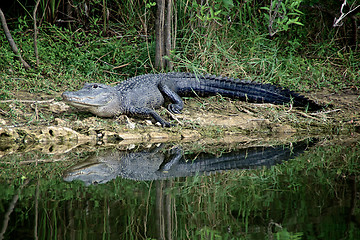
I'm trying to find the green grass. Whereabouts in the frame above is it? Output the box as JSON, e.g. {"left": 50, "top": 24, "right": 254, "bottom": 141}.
{"left": 0, "top": 1, "right": 359, "bottom": 100}
{"left": 0, "top": 23, "right": 153, "bottom": 99}
{"left": 173, "top": 28, "right": 359, "bottom": 91}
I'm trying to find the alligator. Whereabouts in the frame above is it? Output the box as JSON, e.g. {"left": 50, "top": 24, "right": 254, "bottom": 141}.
{"left": 63, "top": 140, "right": 312, "bottom": 185}
{"left": 62, "top": 72, "right": 322, "bottom": 127}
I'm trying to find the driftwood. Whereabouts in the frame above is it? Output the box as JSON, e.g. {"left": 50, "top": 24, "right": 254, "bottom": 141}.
{"left": 0, "top": 8, "right": 31, "bottom": 69}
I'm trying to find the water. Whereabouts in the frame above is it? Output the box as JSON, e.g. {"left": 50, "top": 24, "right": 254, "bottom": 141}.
{"left": 0, "top": 136, "right": 359, "bottom": 239}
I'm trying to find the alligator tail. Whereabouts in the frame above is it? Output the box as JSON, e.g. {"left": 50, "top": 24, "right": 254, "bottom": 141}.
{"left": 171, "top": 73, "right": 322, "bottom": 110}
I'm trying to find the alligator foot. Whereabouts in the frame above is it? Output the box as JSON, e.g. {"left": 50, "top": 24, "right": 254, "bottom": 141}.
{"left": 158, "top": 120, "right": 175, "bottom": 128}
{"left": 168, "top": 103, "right": 182, "bottom": 114}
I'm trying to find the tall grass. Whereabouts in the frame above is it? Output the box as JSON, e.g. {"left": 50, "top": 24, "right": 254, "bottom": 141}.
{"left": 171, "top": 0, "right": 359, "bottom": 90}
{"left": 0, "top": 0, "right": 358, "bottom": 98}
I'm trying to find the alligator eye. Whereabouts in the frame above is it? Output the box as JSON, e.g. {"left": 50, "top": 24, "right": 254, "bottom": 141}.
{"left": 92, "top": 84, "right": 99, "bottom": 89}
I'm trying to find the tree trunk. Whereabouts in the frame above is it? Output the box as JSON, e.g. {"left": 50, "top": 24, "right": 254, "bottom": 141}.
{"left": 164, "top": 0, "right": 173, "bottom": 70}
{"left": 155, "top": 0, "right": 165, "bottom": 69}
{"left": 155, "top": 0, "right": 174, "bottom": 71}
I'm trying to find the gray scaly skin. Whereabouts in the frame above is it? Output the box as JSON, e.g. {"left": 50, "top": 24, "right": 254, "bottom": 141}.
{"left": 62, "top": 72, "right": 321, "bottom": 127}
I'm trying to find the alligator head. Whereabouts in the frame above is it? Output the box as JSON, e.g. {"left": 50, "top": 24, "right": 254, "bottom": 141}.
{"left": 62, "top": 83, "right": 121, "bottom": 117}
{"left": 63, "top": 150, "right": 124, "bottom": 186}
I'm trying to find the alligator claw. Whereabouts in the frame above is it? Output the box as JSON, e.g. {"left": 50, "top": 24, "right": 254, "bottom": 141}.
{"left": 168, "top": 104, "right": 182, "bottom": 114}
{"left": 161, "top": 121, "right": 174, "bottom": 127}
{"left": 157, "top": 119, "right": 173, "bottom": 127}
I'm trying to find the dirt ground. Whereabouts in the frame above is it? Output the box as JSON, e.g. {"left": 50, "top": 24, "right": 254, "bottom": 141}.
{"left": 0, "top": 88, "right": 359, "bottom": 152}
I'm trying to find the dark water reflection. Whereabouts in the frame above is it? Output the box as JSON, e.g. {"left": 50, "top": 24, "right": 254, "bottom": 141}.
{"left": 0, "top": 137, "right": 359, "bottom": 239}
{"left": 63, "top": 140, "right": 311, "bottom": 184}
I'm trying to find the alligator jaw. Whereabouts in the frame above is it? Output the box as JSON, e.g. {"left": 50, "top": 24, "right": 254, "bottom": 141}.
{"left": 62, "top": 93, "right": 104, "bottom": 107}
{"left": 62, "top": 90, "right": 120, "bottom": 117}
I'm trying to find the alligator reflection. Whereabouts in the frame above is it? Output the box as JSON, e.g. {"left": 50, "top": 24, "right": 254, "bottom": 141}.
{"left": 63, "top": 140, "right": 312, "bottom": 185}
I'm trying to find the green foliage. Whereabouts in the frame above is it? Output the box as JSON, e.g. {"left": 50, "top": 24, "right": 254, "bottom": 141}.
{"left": 0, "top": 2, "right": 359, "bottom": 238}
{"left": 261, "top": 0, "right": 304, "bottom": 36}
{"left": 192, "top": 1, "right": 223, "bottom": 22}
{"left": 42, "top": 0, "right": 62, "bottom": 23}
{"left": 0, "top": 22, "right": 153, "bottom": 95}
{"left": 274, "top": 228, "right": 303, "bottom": 240}
{"left": 145, "top": 0, "right": 156, "bottom": 9}
{"left": 0, "top": 0, "right": 359, "bottom": 98}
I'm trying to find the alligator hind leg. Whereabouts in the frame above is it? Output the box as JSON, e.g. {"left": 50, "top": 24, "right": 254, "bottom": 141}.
{"left": 158, "top": 82, "right": 184, "bottom": 114}
{"left": 127, "top": 106, "right": 171, "bottom": 127}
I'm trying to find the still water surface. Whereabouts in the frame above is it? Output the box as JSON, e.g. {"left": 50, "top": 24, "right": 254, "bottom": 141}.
{"left": 0, "top": 137, "right": 359, "bottom": 239}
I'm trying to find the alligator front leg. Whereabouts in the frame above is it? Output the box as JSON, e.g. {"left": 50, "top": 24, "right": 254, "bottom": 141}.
{"left": 158, "top": 82, "right": 184, "bottom": 114}
{"left": 158, "top": 146, "right": 183, "bottom": 172}
{"left": 127, "top": 106, "right": 171, "bottom": 127}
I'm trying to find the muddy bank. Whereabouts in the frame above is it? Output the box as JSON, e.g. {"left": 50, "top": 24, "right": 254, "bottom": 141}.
{"left": 0, "top": 88, "right": 359, "bottom": 147}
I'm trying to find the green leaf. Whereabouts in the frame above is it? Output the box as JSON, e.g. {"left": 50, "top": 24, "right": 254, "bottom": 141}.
{"left": 288, "top": 12, "right": 301, "bottom": 16}
{"left": 294, "top": 9, "right": 304, "bottom": 15}
{"left": 293, "top": 21, "right": 304, "bottom": 26}
{"left": 214, "top": 10, "right": 222, "bottom": 16}
{"left": 223, "top": 0, "right": 234, "bottom": 9}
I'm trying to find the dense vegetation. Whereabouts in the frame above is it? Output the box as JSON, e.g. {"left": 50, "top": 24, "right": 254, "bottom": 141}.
{"left": 0, "top": 2, "right": 359, "bottom": 238}
{"left": 0, "top": 0, "right": 359, "bottom": 100}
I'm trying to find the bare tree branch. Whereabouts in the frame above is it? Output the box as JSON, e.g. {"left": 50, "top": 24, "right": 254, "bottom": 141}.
{"left": 0, "top": 8, "right": 31, "bottom": 69}
{"left": 333, "top": 0, "right": 360, "bottom": 27}
{"left": 268, "top": 0, "right": 284, "bottom": 37}
{"left": 33, "top": 0, "right": 41, "bottom": 66}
